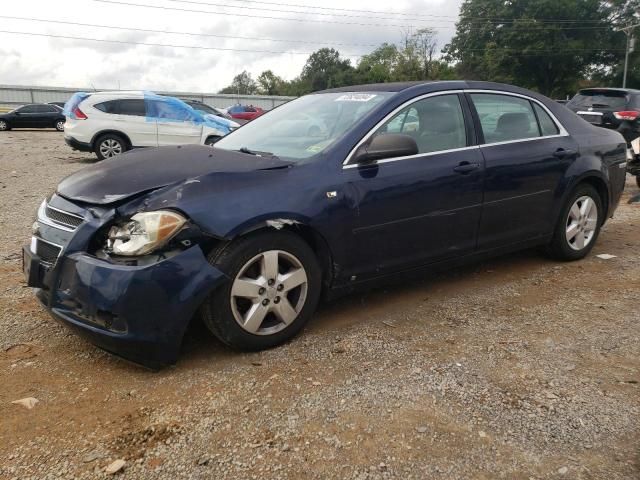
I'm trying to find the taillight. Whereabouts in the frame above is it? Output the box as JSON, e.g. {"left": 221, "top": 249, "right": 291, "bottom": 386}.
{"left": 613, "top": 110, "right": 639, "bottom": 121}
{"left": 72, "top": 107, "right": 87, "bottom": 120}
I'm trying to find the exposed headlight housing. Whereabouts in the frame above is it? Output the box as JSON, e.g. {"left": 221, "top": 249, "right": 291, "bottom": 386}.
{"left": 107, "top": 210, "right": 186, "bottom": 256}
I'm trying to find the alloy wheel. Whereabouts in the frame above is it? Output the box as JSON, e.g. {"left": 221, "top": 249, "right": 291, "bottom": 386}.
{"left": 230, "top": 250, "right": 308, "bottom": 335}
{"left": 56, "top": 121, "right": 65, "bottom": 131}
{"left": 99, "top": 139, "right": 123, "bottom": 158}
{"left": 565, "top": 195, "right": 598, "bottom": 251}
{"left": 0, "top": 121, "right": 6, "bottom": 131}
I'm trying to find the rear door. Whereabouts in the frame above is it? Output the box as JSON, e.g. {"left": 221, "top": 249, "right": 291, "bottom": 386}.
{"left": 147, "top": 99, "right": 203, "bottom": 145}
{"left": 114, "top": 99, "right": 157, "bottom": 147}
{"left": 468, "top": 91, "right": 577, "bottom": 250}
{"left": 38, "top": 104, "right": 61, "bottom": 127}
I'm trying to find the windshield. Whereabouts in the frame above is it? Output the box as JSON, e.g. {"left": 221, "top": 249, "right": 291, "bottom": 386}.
{"left": 215, "top": 92, "right": 392, "bottom": 161}
{"left": 567, "top": 90, "right": 629, "bottom": 110}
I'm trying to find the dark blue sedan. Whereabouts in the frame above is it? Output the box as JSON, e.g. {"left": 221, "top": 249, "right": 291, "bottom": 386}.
{"left": 23, "top": 81, "right": 628, "bottom": 368}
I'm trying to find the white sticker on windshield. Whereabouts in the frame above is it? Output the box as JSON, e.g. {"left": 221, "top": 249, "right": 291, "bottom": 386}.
{"left": 334, "top": 93, "right": 377, "bottom": 102}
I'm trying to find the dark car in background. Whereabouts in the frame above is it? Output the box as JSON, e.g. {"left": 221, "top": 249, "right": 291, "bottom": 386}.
{"left": 23, "top": 81, "right": 627, "bottom": 368}
{"left": 566, "top": 88, "right": 639, "bottom": 144}
{"left": 0, "top": 103, "right": 66, "bottom": 131}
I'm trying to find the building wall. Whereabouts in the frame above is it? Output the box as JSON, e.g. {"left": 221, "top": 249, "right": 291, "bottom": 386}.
{"left": 0, "top": 85, "right": 295, "bottom": 111}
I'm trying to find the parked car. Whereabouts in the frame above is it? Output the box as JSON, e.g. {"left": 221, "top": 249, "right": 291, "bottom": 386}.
{"left": 63, "top": 91, "right": 239, "bottom": 160}
{"left": 566, "top": 88, "right": 640, "bottom": 142}
{"left": 23, "top": 81, "right": 627, "bottom": 368}
{"left": 227, "top": 104, "right": 264, "bottom": 121}
{"left": 566, "top": 87, "right": 640, "bottom": 187}
{"left": 180, "top": 99, "right": 245, "bottom": 125}
{"left": 0, "top": 103, "right": 66, "bottom": 131}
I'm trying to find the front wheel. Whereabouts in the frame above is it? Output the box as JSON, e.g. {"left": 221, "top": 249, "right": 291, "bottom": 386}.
{"left": 0, "top": 120, "right": 9, "bottom": 131}
{"left": 200, "top": 231, "right": 321, "bottom": 350}
{"left": 55, "top": 120, "right": 65, "bottom": 132}
{"left": 547, "top": 184, "right": 603, "bottom": 261}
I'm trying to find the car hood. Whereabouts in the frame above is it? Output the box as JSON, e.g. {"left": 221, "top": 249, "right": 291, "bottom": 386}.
{"left": 56, "top": 144, "right": 291, "bottom": 205}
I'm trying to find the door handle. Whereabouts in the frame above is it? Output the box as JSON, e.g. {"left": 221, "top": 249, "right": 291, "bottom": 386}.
{"left": 553, "top": 148, "right": 577, "bottom": 159}
{"left": 453, "top": 161, "right": 479, "bottom": 174}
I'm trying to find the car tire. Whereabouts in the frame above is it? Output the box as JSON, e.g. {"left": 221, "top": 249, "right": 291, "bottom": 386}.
{"left": 55, "top": 120, "right": 65, "bottom": 132}
{"left": 0, "top": 120, "right": 9, "bottom": 131}
{"left": 205, "top": 136, "right": 221, "bottom": 146}
{"left": 547, "top": 183, "right": 603, "bottom": 261}
{"left": 201, "top": 231, "right": 322, "bottom": 350}
{"left": 636, "top": 175, "right": 640, "bottom": 189}
{"left": 94, "top": 133, "right": 127, "bottom": 160}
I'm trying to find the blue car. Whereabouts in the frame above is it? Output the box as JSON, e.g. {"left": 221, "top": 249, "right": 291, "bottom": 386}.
{"left": 23, "top": 81, "right": 627, "bottom": 368}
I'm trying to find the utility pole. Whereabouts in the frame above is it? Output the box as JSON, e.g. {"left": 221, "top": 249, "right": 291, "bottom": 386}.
{"left": 621, "top": 23, "right": 640, "bottom": 88}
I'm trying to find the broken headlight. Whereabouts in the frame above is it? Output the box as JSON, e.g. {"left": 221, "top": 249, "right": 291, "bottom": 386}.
{"left": 106, "top": 210, "right": 186, "bottom": 256}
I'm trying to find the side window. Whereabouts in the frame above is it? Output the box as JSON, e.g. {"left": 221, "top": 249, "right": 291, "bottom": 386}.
{"left": 94, "top": 101, "right": 119, "bottom": 114}
{"left": 117, "top": 99, "right": 146, "bottom": 117}
{"left": 17, "top": 105, "right": 39, "bottom": 113}
{"left": 471, "top": 93, "right": 540, "bottom": 143}
{"left": 533, "top": 103, "right": 559, "bottom": 136}
{"left": 374, "top": 94, "right": 467, "bottom": 154}
{"left": 147, "top": 100, "right": 198, "bottom": 122}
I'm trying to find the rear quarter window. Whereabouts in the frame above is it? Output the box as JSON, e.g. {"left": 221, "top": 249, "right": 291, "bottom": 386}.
{"left": 94, "top": 100, "right": 119, "bottom": 114}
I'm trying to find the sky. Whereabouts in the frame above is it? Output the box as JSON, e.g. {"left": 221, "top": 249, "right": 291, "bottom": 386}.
{"left": 0, "top": 0, "right": 464, "bottom": 93}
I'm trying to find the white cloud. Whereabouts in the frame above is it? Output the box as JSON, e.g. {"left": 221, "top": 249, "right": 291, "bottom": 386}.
{"left": 0, "top": 0, "right": 463, "bottom": 92}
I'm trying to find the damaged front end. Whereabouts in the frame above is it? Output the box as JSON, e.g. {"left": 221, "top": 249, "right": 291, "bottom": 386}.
{"left": 25, "top": 193, "right": 228, "bottom": 369}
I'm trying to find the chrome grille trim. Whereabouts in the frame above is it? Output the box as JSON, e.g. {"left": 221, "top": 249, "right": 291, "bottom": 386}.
{"left": 37, "top": 200, "right": 84, "bottom": 232}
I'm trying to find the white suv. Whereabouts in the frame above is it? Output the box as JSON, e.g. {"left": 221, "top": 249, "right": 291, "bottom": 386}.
{"left": 63, "top": 91, "right": 239, "bottom": 160}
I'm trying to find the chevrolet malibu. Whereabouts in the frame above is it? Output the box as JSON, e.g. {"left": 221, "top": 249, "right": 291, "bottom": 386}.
{"left": 23, "top": 81, "right": 627, "bottom": 368}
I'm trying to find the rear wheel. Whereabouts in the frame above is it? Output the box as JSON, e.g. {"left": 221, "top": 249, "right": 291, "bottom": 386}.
{"left": 201, "top": 231, "right": 321, "bottom": 350}
{"left": 0, "top": 120, "right": 9, "bottom": 131}
{"left": 636, "top": 175, "right": 640, "bottom": 189}
{"left": 547, "top": 184, "right": 602, "bottom": 261}
{"left": 94, "top": 133, "right": 127, "bottom": 160}
{"left": 55, "top": 120, "right": 65, "bottom": 132}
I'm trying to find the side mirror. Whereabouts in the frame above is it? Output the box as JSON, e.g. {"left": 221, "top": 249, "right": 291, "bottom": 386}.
{"left": 352, "top": 134, "right": 418, "bottom": 164}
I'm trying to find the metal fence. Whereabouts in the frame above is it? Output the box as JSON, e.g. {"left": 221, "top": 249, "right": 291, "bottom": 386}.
{"left": 0, "top": 84, "right": 295, "bottom": 111}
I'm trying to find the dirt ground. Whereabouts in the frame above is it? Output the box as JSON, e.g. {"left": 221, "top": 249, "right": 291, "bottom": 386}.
{"left": 0, "top": 130, "right": 639, "bottom": 480}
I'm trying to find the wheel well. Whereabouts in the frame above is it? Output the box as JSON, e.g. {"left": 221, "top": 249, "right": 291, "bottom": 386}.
{"left": 579, "top": 176, "right": 609, "bottom": 220}
{"left": 205, "top": 135, "right": 222, "bottom": 144}
{"left": 213, "top": 224, "right": 334, "bottom": 290}
{"left": 91, "top": 130, "right": 132, "bottom": 150}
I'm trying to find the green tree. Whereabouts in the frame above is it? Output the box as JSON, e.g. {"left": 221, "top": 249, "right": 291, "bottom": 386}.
{"left": 218, "top": 70, "right": 257, "bottom": 95}
{"left": 300, "top": 48, "right": 354, "bottom": 91}
{"left": 256, "top": 70, "right": 286, "bottom": 95}
{"left": 444, "top": 0, "right": 614, "bottom": 97}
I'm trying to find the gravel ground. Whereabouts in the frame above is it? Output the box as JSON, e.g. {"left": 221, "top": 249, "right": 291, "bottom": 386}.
{"left": 1, "top": 130, "right": 639, "bottom": 480}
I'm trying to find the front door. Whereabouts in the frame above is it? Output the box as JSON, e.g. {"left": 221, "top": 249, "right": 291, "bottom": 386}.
{"left": 467, "top": 92, "right": 576, "bottom": 250}
{"left": 341, "top": 93, "right": 484, "bottom": 279}
{"left": 13, "top": 105, "right": 41, "bottom": 128}
{"left": 147, "top": 99, "right": 203, "bottom": 145}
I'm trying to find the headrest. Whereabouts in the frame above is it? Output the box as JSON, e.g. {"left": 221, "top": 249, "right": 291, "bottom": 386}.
{"left": 496, "top": 112, "right": 531, "bottom": 134}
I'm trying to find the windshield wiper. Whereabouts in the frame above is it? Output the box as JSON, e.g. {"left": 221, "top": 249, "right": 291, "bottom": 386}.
{"left": 237, "top": 147, "right": 278, "bottom": 159}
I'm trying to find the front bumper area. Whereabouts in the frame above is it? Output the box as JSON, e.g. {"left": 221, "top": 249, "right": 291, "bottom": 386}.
{"left": 64, "top": 135, "right": 92, "bottom": 152}
{"left": 26, "top": 245, "right": 228, "bottom": 369}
